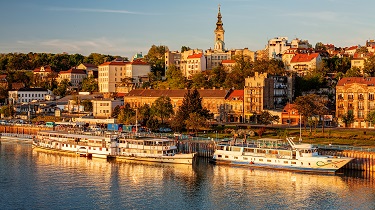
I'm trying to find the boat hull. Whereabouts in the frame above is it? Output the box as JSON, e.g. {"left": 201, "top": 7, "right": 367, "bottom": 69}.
{"left": 211, "top": 155, "right": 353, "bottom": 173}
{"left": 116, "top": 153, "right": 195, "bottom": 164}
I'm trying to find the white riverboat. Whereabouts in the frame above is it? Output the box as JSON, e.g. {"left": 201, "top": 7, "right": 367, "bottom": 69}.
{"left": 115, "top": 135, "right": 195, "bottom": 164}
{"left": 32, "top": 130, "right": 118, "bottom": 158}
{"left": 211, "top": 137, "right": 353, "bottom": 173}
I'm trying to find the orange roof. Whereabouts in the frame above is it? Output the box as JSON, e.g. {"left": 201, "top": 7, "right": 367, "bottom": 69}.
{"left": 226, "top": 90, "right": 243, "bottom": 100}
{"left": 222, "top": 59, "right": 236, "bottom": 64}
{"left": 125, "top": 89, "right": 229, "bottom": 98}
{"left": 187, "top": 53, "right": 203, "bottom": 59}
{"left": 290, "top": 53, "right": 319, "bottom": 63}
{"left": 0, "top": 74, "right": 7, "bottom": 80}
{"left": 33, "top": 65, "right": 54, "bottom": 73}
{"left": 131, "top": 59, "right": 149, "bottom": 65}
{"left": 59, "top": 68, "right": 86, "bottom": 74}
{"left": 98, "top": 61, "right": 128, "bottom": 66}
{"left": 337, "top": 77, "right": 375, "bottom": 86}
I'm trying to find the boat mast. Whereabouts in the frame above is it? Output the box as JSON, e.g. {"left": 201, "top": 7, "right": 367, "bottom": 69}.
{"left": 135, "top": 108, "right": 138, "bottom": 133}
{"left": 299, "top": 114, "right": 302, "bottom": 142}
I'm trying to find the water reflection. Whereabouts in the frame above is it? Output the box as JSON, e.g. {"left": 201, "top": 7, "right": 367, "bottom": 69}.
{"left": 2, "top": 141, "right": 375, "bottom": 210}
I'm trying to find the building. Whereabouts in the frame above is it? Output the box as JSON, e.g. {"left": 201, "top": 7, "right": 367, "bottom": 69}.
{"left": 289, "top": 53, "right": 322, "bottom": 76}
{"left": 57, "top": 68, "right": 87, "bottom": 89}
{"left": 336, "top": 77, "right": 375, "bottom": 128}
{"left": 243, "top": 72, "right": 274, "bottom": 123}
{"left": 8, "top": 87, "right": 51, "bottom": 104}
{"left": 92, "top": 98, "right": 124, "bottom": 118}
{"left": 224, "top": 90, "right": 244, "bottom": 122}
{"left": 0, "top": 74, "right": 7, "bottom": 89}
{"left": 221, "top": 60, "right": 236, "bottom": 72}
{"left": 280, "top": 103, "right": 300, "bottom": 125}
{"left": 77, "top": 63, "right": 98, "bottom": 78}
{"left": 186, "top": 53, "right": 206, "bottom": 78}
{"left": 33, "top": 65, "right": 55, "bottom": 79}
{"left": 98, "top": 60, "right": 151, "bottom": 93}
{"left": 124, "top": 89, "right": 230, "bottom": 122}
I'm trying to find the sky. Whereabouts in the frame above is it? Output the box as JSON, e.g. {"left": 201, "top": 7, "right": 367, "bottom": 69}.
{"left": 1, "top": 0, "right": 375, "bottom": 58}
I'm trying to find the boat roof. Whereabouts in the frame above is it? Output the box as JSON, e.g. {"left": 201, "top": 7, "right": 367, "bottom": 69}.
{"left": 37, "top": 130, "right": 113, "bottom": 140}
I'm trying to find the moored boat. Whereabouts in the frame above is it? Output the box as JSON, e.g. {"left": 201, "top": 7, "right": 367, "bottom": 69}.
{"left": 32, "top": 130, "right": 118, "bottom": 159}
{"left": 115, "top": 135, "right": 195, "bottom": 164}
{"left": 211, "top": 137, "right": 353, "bottom": 173}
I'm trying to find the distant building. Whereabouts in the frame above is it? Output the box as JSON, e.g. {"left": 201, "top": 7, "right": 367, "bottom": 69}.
{"left": 224, "top": 90, "right": 244, "bottom": 122}
{"left": 77, "top": 63, "right": 98, "bottom": 78}
{"left": 92, "top": 98, "right": 124, "bottom": 118}
{"left": 280, "top": 103, "right": 300, "bottom": 125}
{"left": 289, "top": 53, "right": 322, "bottom": 76}
{"left": 33, "top": 65, "right": 55, "bottom": 79}
{"left": 57, "top": 68, "right": 87, "bottom": 89}
{"left": 186, "top": 53, "right": 206, "bottom": 79}
{"left": 8, "top": 87, "right": 51, "bottom": 104}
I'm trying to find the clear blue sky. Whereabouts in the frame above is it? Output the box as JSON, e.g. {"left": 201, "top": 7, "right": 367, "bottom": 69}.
{"left": 1, "top": 0, "right": 375, "bottom": 58}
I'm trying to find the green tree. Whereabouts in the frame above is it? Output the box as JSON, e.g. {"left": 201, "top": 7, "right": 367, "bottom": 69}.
{"left": 315, "top": 42, "right": 327, "bottom": 51}
{"left": 81, "top": 75, "right": 98, "bottom": 92}
{"left": 151, "top": 96, "right": 174, "bottom": 124}
{"left": 81, "top": 99, "right": 93, "bottom": 112}
{"left": 181, "top": 46, "right": 191, "bottom": 53}
{"left": 117, "top": 103, "right": 135, "bottom": 124}
{"left": 191, "top": 72, "right": 210, "bottom": 89}
{"left": 257, "top": 110, "right": 279, "bottom": 125}
{"left": 165, "top": 65, "right": 185, "bottom": 89}
{"left": 53, "top": 79, "right": 71, "bottom": 97}
{"left": 345, "top": 67, "right": 362, "bottom": 77}
{"left": 138, "top": 104, "right": 152, "bottom": 126}
{"left": 173, "top": 89, "right": 212, "bottom": 131}
{"left": 112, "top": 105, "right": 121, "bottom": 118}
{"left": 210, "top": 65, "right": 227, "bottom": 88}
{"left": 294, "top": 94, "right": 324, "bottom": 132}
{"left": 144, "top": 45, "right": 168, "bottom": 76}
{"left": 364, "top": 55, "right": 375, "bottom": 76}
{"left": 341, "top": 110, "right": 355, "bottom": 128}
{"left": 0, "top": 105, "right": 14, "bottom": 117}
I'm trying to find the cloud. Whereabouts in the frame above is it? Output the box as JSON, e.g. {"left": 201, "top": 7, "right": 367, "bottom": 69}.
{"left": 47, "top": 7, "right": 158, "bottom": 15}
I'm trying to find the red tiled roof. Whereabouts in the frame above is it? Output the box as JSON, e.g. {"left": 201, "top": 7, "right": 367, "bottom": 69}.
{"left": 187, "top": 53, "right": 203, "bottom": 59}
{"left": 59, "top": 68, "right": 86, "bottom": 74}
{"left": 290, "top": 53, "right": 319, "bottom": 63}
{"left": 98, "top": 61, "right": 128, "bottom": 66}
{"left": 346, "top": 46, "right": 358, "bottom": 51}
{"left": 337, "top": 77, "right": 375, "bottom": 86}
{"left": 131, "top": 59, "right": 149, "bottom": 65}
{"left": 222, "top": 60, "right": 236, "bottom": 64}
{"left": 81, "top": 63, "right": 97, "bottom": 68}
{"left": 33, "top": 65, "right": 54, "bottom": 73}
{"left": 125, "top": 89, "right": 229, "bottom": 98}
{"left": 226, "top": 90, "right": 243, "bottom": 100}
{"left": 0, "top": 74, "right": 7, "bottom": 80}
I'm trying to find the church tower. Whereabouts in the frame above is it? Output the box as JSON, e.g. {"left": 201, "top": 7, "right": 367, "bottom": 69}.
{"left": 214, "top": 5, "right": 225, "bottom": 52}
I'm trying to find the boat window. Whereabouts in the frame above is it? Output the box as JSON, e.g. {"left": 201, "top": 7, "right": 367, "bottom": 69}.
{"left": 327, "top": 160, "right": 332, "bottom": 162}
{"left": 232, "top": 147, "right": 241, "bottom": 152}
{"left": 259, "top": 159, "right": 263, "bottom": 162}
{"left": 284, "top": 161, "right": 288, "bottom": 164}
{"left": 267, "top": 160, "right": 271, "bottom": 162}
{"left": 218, "top": 155, "right": 222, "bottom": 158}
{"left": 225, "top": 156, "right": 229, "bottom": 158}
{"left": 234, "top": 157, "right": 238, "bottom": 159}
{"left": 291, "top": 162, "right": 296, "bottom": 164}
{"left": 243, "top": 157, "right": 248, "bottom": 160}
{"left": 301, "top": 162, "right": 303, "bottom": 165}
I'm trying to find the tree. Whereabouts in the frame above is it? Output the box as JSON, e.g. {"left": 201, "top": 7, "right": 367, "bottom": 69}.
{"left": 151, "top": 96, "right": 174, "bottom": 124}
{"left": 181, "top": 46, "right": 191, "bottom": 53}
{"left": 165, "top": 65, "right": 186, "bottom": 89}
{"left": 345, "top": 67, "right": 362, "bottom": 77}
{"left": 117, "top": 103, "right": 135, "bottom": 124}
{"left": 366, "top": 111, "right": 375, "bottom": 126}
{"left": 81, "top": 99, "right": 93, "bottom": 112}
{"left": 173, "top": 89, "right": 212, "bottom": 131}
{"left": 294, "top": 94, "right": 324, "bottom": 132}
{"left": 191, "top": 72, "right": 210, "bottom": 89}
{"left": 341, "top": 110, "right": 355, "bottom": 128}
{"left": 257, "top": 111, "right": 279, "bottom": 125}
{"left": 315, "top": 42, "right": 327, "bottom": 51}
{"left": 0, "top": 105, "right": 14, "bottom": 117}
{"left": 81, "top": 75, "right": 98, "bottom": 92}
{"left": 144, "top": 45, "right": 168, "bottom": 76}
{"left": 185, "top": 113, "right": 207, "bottom": 134}
{"left": 210, "top": 65, "right": 227, "bottom": 88}
{"left": 112, "top": 105, "right": 121, "bottom": 118}
{"left": 53, "top": 79, "right": 71, "bottom": 97}
{"left": 364, "top": 55, "right": 375, "bottom": 76}
{"left": 137, "top": 104, "right": 152, "bottom": 126}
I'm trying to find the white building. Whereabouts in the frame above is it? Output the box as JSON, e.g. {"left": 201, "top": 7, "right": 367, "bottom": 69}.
{"left": 98, "top": 60, "right": 151, "bottom": 93}
{"left": 186, "top": 53, "right": 206, "bottom": 78}
{"left": 57, "top": 68, "right": 87, "bottom": 88}
{"left": 8, "top": 87, "right": 51, "bottom": 104}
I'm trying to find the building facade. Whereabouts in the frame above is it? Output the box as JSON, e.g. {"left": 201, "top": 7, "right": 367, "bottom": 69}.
{"left": 243, "top": 73, "right": 274, "bottom": 123}
{"left": 336, "top": 77, "right": 375, "bottom": 128}
{"left": 57, "top": 68, "right": 87, "bottom": 88}
{"left": 92, "top": 99, "right": 124, "bottom": 118}
{"left": 124, "top": 89, "right": 230, "bottom": 122}
{"left": 8, "top": 87, "right": 51, "bottom": 104}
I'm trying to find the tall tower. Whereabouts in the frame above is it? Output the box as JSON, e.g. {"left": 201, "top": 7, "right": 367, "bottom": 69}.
{"left": 214, "top": 5, "right": 225, "bottom": 52}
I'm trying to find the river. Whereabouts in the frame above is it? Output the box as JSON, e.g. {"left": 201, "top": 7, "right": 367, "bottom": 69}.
{"left": 1, "top": 140, "right": 375, "bottom": 210}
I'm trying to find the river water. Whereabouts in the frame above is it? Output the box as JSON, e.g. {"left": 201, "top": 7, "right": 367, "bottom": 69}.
{"left": 1, "top": 140, "right": 375, "bottom": 210}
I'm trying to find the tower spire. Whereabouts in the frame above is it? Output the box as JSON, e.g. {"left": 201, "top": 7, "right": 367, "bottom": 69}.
{"left": 216, "top": 4, "right": 223, "bottom": 31}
